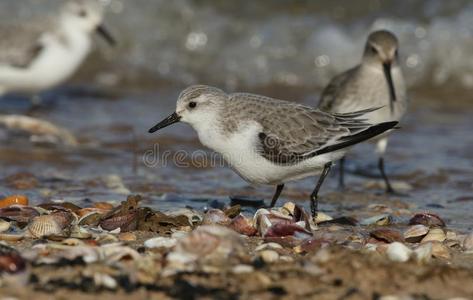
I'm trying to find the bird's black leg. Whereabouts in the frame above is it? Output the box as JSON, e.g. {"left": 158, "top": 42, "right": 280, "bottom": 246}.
{"left": 269, "top": 184, "right": 285, "bottom": 208}
{"left": 338, "top": 157, "right": 346, "bottom": 190}
{"left": 378, "top": 156, "right": 396, "bottom": 194}
{"left": 310, "top": 162, "right": 332, "bottom": 217}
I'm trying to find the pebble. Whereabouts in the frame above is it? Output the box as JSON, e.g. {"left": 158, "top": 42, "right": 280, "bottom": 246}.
{"left": 144, "top": 237, "right": 177, "bottom": 249}
{"left": 119, "top": 232, "right": 137, "bottom": 241}
{"left": 259, "top": 250, "right": 279, "bottom": 263}
{"left": 232, "top": 264, "right": 254, "bottom": 274}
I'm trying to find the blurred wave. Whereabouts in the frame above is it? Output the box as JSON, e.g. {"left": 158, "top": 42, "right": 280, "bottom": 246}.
{"left": 1, "top": 0, "right": 473, "bottom": 91}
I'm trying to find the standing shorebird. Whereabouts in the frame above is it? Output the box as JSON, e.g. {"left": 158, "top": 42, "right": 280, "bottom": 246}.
{"left": 318, "top": 30, "right": 407, "bottom": 194}
{"left": 149, "top": 85, "right": 397, "bottom": 217}
{"left": 0, "top": 0, "right": 115, "bottom": 96}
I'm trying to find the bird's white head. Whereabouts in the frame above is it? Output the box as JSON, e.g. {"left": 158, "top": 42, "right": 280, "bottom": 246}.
{"left": 148, "top": 85, "right": 227, "bottom": 133}
{"left": 60, "top": 0, "right": 115, "bottom": 45}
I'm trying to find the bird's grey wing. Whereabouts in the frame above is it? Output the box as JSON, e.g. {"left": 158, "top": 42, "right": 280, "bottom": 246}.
{"left": 317, "top": 67, "right": 358, "bottom": 111}
{"left": 0, "top": 23, "right": 46, "bottom": 68}
{"left": 228, "top": 93, "right": 353, "bottom": 165}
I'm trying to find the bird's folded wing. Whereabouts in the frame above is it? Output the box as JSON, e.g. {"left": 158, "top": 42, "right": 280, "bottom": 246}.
{"left": 0, "top": 23, "right": 46, "bottom": 68}
{"left": 317, "top": 67, "right": 357, "bottom": 111}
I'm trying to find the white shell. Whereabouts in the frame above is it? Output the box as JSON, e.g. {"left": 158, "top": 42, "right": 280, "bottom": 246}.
{"left": 386, "top": 242, "right": 412, "bottom": 262}
{"left": 0, "top": 219, "right": 10, "bottom": 233}
{"left": 144, "top": 237, "right": 177, "bottom": 249}
{"left": 259, "top": 250, "right": 279, "bottom": 263}
{"left": 404, "top": 225, "right": 429, "bottom": 243}
{"left": 414, "top": 242, "right": 432, "bottom": 263}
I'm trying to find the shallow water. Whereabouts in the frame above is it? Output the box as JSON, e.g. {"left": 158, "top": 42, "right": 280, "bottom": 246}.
{"left": 0, "top": 1, "right": 472, "bottom": 232}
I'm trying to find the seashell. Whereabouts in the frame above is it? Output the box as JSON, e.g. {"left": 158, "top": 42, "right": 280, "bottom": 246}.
{"left": 0, "top": 244, "right": 26, "bottom": 274}
{"left": 414, "top": 242, "right": 433, "bottom": 263}
{"left": 223, "top": 205, "right": 241, "bottom": 219}
{"left": 229, "top": 214, "right": 257, "bottom": 236}
{"left": 386, "top": 242, "right": 412, "bottom": 262}
{"left": 313, "top": 212, "right": 333, "bottom": 224}
{"left": 77, "top": 207, "right": 109, "bottom": 218}
{"left": 144, "top": 237, "right": 177, "bottom": 249}
{"left": 202, "top": 209, "right": 231, "bottom": 225}
{"left": 431, "top": 242, "right": 451, "bottom": 259}
{"left": 264, "top": 222, "right": 312, "bottom": 239}
{"left": 281, "top": 202, "right": 296, "bottom": 215}
{"left": 421, "top": 228, "right": 446, "bottom": 243}
{"left": 93, "top": 202, "right": 114, "bottom": 210}
{"left": 360, "top": 214, "right": 392, "bottom": 226}
{"left": 0, "top": 206, "right": 39, "bottom": 223}
{"left": 370, "top": 228, "right": 403, "bottom": 243}
{"left": 118, "top": 232, "right": 136, "bottom": 242}
{"left": 168, "top": 208, "right": 203, "bottom": 225}
{"left": 0, "top": 219, "right": 10, "bottom": 233}
{"left": 78, "top": 211, "right": 102, "bottom": 226}
{"left": 404, "top": 225, "right": 429, "bottom": 243}
{"left": 258, "top": 250, "right": 279, "bottom": 263}
{"left": 408, "top": 213, "right": 445, "bottom": 228}
{"left": 50, "top": 210, "right": 75, "bottom": 228}
{"left": 38, "top": 202, "right": 82, "bottom": 214}
{"left": 254, "top": 213, "right": 272, "bottom": 237}
{"left": 462, "top": 232, "right": 473, "bottom": 251}
{"left": 0, "top": 195, "right": 28, "bottom": 208}
{"left": 27, "top": 215, "right": 63, "bottom": 238}
{"left": 93, "top": 273, "right": 117, "bottom": 290}
{"left": 99, "top": 212, "right": 137, "bottom": 232}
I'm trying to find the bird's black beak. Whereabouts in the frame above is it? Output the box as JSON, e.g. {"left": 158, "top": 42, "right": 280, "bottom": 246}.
{"left": 382, "top": 61, "right": 396, "bottom": 112}
{"left": 96, "top": 24, "right": 116, "bottom": 46}
{"left": 148, "top": 112, "right": 181, "bottom": 133}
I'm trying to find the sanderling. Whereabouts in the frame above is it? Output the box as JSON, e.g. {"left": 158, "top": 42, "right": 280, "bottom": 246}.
{"left": 318, "top": 30, "right": 407, "bottom": 194}
{"left": 149, "top": 85, "right": 398, "bottom": 217}
{"left": 0, "top": 0, "right": 115, "bottom": 96}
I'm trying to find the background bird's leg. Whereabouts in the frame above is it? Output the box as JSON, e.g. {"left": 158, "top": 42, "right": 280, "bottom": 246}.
{"left": 269, "top": 184, "right": 284, "bottom": 207}
{"left": 310, "top": 162, "right": 332, "bottom": 217}
{"left": 338, "top": 157, "right": 346, "bottom": 189}
{"left": 376, "top": 137, "right": 398, "bottom": 194}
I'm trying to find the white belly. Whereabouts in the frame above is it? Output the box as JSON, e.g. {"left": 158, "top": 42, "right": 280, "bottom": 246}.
{"left": 197, "top": 121, "right": 345, "bottom": 185}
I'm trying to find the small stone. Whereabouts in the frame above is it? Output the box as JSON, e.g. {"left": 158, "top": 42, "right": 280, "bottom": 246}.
{"left": 386, "top": 242, "right": 412, "bottom": 262}
{"left": 259, "top": 250, "right": 279, "bottom": 263}
{"left": 144, "top": 237, "right": 177, "bottom": 249}
{"left": 232, "top": 264, "right": 254, "bottom": 274}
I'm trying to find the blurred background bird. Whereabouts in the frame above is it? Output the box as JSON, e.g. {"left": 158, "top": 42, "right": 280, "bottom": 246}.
{"left": 318, "top": 30, "right": 407, "bottom": 194}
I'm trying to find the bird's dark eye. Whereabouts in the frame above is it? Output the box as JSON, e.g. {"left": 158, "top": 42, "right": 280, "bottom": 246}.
{"left": 370, "top": 45, "right": 378, "bottom": 53}
{"left": 79, "top": 10, "right": 87, "bottom": 17}
{"left": 188, "top": 102, "right": 197, "bottom": 108}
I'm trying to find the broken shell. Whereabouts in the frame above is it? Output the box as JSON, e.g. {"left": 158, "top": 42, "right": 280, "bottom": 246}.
{"left": 27, "top": 215, "right": 63, "bottom": 238}
{"left": 78, "top": 211, "right": 103, "bottom": 226}
{"left": 404, "top": 225, "right": 429, "bottom": 243}
{"left": 202, "top": 209, "right": 231, "bottom": 225}
{"left": 144, "top": 237, "right": 177, "bottom": 249}
{"left": 0, "top": 219, "right": 10, "bottom": 233}
{"left": 0, "top": 206, "right": 39, "bottom": 223}
{"left": 77, "top": 208, "right": 109, "bottom": 218}
{"left": 409, "top": 213, "right": 445, "bottom": 228}
{"left": 370, "top": 229, "right": 404, "bottom": 243}
{"left": 386, "top": 242, "right": 412, "bottom": 262}
{"left": 258, "top": 250, "right": 279, "bottom": 263}
{"left": 313, "top": 212, "right": 333, "bottom": 224}
{"left": 360, "top": 214, "right": 392, "bottom": 226}
{"left": 431, "top": 241, "right": 451, "bottom": 259}
{"left": 414, "top": 242, "right": 433, "bottom": 263}
{"left": 229, "top": 214, "right": 257, "bottom": 236}
{"left": 462, "top": 232, "right": 473, "bottom": 251}
{"left": 0, "top": 195, "right": 28, "bottom": 208}
{"left": 264, "top": 222, "right": 312, "bottom": 239}
{"left": 280, "top": 202, "right": 296, "bottom": 216}
{"left": 421, "top": 228, "right": 446, "bottom": 243}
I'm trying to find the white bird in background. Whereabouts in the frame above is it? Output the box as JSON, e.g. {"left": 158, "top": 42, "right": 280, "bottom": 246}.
{"left": 0, "top": 0, "right": 115, "bottom": 96}
{"left": 318, "top": 30, "right": 407, "bottom": 194}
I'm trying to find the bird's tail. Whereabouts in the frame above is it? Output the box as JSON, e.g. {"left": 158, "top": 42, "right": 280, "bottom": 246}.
{"left": 314, "top": 121, "right": 398, "bottom": 155}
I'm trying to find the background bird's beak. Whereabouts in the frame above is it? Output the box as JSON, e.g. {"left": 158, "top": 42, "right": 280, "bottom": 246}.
{"left": 148, "top": 112, "right": 181, "bottom": 133}
{"left": 96, "top": 24, "right": 116, "bottom": 46}
{"left": 382, "top": 61, "right": 396, "bottom": 112}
